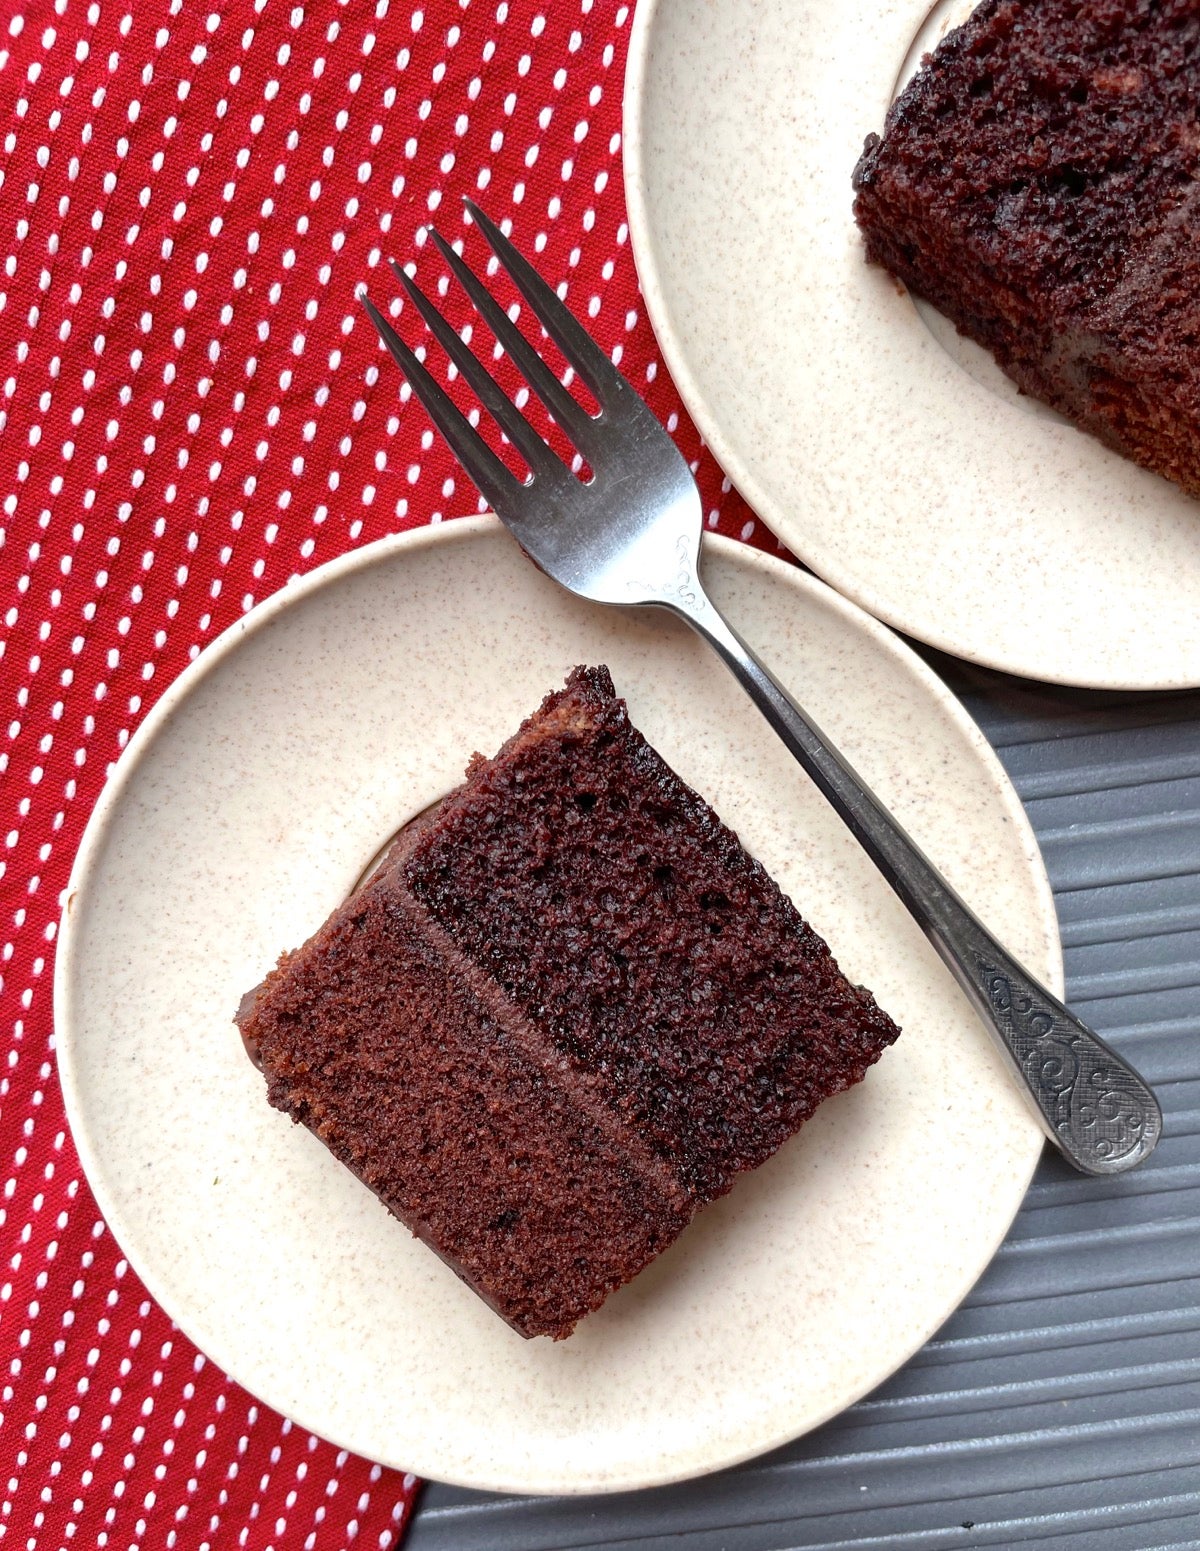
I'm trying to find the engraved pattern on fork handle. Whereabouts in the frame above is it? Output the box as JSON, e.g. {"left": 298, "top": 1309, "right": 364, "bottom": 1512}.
{"left": 675, "top": 582, "right": 1162, "bottom": 1176}
{"left": 969, "top": 946, "right": 1156, "bottom": 1169}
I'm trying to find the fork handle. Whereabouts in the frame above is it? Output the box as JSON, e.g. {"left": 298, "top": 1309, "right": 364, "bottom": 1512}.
{"left": 675, "top": 587, "right": 1161, "bottom": 1176}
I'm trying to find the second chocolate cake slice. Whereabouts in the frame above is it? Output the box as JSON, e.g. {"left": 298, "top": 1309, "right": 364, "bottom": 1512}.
{"left": 238, "top": 666, "right": 900, "bottom": 1340}
{"left": 853, "top": 0, "right": 1200, "bottom": 496}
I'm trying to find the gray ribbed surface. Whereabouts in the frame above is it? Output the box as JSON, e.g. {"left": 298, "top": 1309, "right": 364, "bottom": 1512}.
{"left": 406, "top": 664, "right": 1200, "bottom": 1551}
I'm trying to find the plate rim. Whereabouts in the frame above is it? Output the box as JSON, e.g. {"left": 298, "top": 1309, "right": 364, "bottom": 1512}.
{"left": 54, "top": 514, "right": 1058, "bottom": 1493}
{"left": 621, "top": 0, "right": 1200, "bottom": 693}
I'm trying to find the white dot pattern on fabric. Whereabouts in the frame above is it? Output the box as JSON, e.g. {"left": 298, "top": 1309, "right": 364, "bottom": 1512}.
{"left": 0, "top": 0, "right": 772, "bottom": 1545}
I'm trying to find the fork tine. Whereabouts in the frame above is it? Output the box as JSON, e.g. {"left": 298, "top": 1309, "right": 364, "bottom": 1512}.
{"left": 427, "top": 226, "right": 599, "bottom": 451}
{"left": 463, "top": 197, "right": 628, "bottom": 406}
{"left": 359, "top": 290, "right": 524, "bottom": 517}
{"left": 388, "top": 259, "right": 568, "bottom": 487}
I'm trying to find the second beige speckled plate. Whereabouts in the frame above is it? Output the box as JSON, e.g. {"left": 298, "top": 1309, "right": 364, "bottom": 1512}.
{"left": 55, "top": 518, "right": 1052, "bottom": 1493}
{"left": 624, "top": 0, "right": 1200, "bottom": 689}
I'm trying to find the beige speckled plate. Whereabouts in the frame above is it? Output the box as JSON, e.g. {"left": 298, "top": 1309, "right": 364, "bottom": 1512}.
{"left": 55, "top": 517, "right": 1053, "bottom": 1494}
{"left": 623, "top": 0, "right": 1200, "bottom": 690}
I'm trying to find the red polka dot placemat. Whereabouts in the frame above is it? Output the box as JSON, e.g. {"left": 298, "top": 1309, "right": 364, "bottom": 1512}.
{"left": 0, "top": 0, "right": 774, "bottom": 1543}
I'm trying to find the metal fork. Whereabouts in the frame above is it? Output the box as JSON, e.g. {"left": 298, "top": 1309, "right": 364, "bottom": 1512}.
{"left": 360, "top": 198, "right": 1161, "bottom": 1176}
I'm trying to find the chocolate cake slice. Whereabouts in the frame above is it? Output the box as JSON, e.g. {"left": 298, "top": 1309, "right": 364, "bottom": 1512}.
{"left": 853, "top": 0, "right": 1200, "bottom": 496}
{"left": 237, "top": 667, "right": 899, "bottom": 1340}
